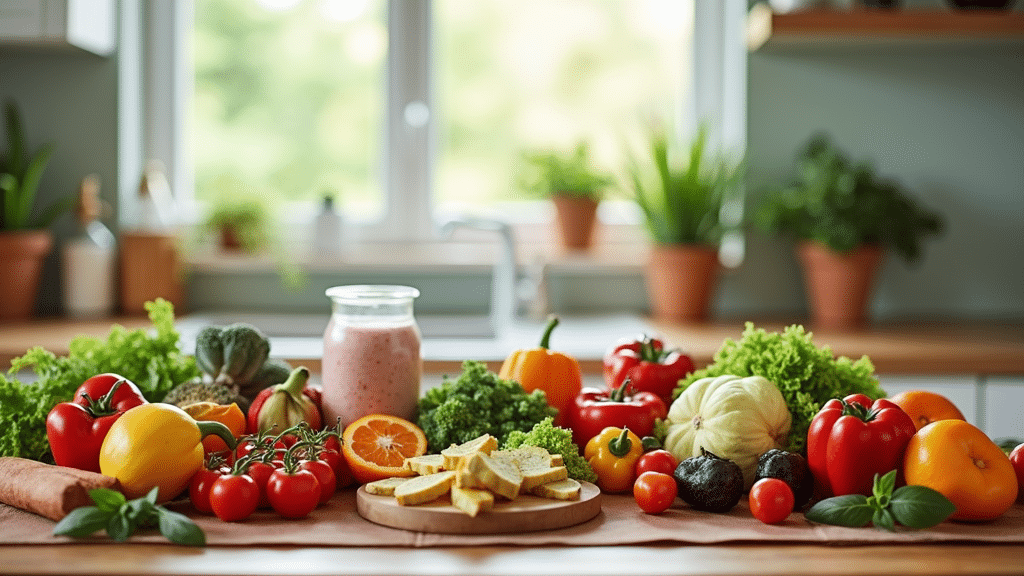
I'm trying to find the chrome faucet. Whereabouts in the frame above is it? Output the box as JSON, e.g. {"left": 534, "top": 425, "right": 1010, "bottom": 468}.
{"left": 440, "top": 217, "right": 542, "bottom": 338}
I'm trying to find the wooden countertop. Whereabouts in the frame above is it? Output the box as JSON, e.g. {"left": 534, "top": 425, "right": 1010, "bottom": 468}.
{"left": 1, "top": 316, "right": 1021, "bottom": 375}
{"left": 2, "top": 542, "right": 1023, "bottom": 576}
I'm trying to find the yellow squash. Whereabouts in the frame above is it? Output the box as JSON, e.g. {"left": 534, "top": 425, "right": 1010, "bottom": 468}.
{"left": 498, "top": 315, "right": 582, "bottom": 427}
{"left": 99, "top": 403, "right": 237, "bottom": 502}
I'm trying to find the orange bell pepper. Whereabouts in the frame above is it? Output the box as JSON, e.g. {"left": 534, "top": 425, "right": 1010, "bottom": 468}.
{"left": 498, "top": 315, "right": 582, "bottom": 427}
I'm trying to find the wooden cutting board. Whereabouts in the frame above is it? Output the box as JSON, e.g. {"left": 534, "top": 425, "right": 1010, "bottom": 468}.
{"left": 356, "top": 482, "right": 602, "bottom": 534}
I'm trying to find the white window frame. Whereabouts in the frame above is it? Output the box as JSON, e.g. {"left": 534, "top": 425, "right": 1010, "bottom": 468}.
{"left": 129, "top": 0, "right": 747, "bottom": 256}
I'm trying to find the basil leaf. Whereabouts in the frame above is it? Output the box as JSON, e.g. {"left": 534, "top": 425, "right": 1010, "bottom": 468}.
{"left": 106, "top": 511, "right": 133, "bottom": 542}
{"left": 805, "top": 494, "right": 874, "bottom": 528}
{"left": 873, "top": 470, "right": 897, "bottom": 500}
{"left": 53, "top": 506, "right": 111, "bottom": 538}
{"left": 890, "top": 485, "right": 957, "bottom": 529}
{"left": 158, "top": 509, "right": 206, "bottom": 547}
{"left": 872, "top": 507, "right": 896, "bottom": 532}
{"left": 88, "top": 488, "right": 127, "bottom": 513}
{"left": 126, "top": 496, "right": 160, "bottom": 527}
{"left": 144, "top": 487, "right": 159, "bottom": 506}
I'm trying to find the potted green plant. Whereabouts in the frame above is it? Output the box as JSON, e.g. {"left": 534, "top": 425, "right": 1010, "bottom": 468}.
{"left": 0, "top": 100, "right": 65, "bottom": 321}
{"left": 520, "top": 143, "right": 610, "bottom": 251}
{"left": 628, "top": 127, "right": 743, "bottom": 322}
{"left": 204, "top": 197, "right": 272, "bottom": 254}
{"left": 755, "top": 134, "right": 944, "bottom": 329}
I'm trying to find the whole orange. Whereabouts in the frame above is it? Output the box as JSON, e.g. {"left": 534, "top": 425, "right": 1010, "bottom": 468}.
{"left": 888, "top": 390, "right": 965, "bottom": 431}
{"left": 903, "top": 419, "right": 1017, "bottom": 521}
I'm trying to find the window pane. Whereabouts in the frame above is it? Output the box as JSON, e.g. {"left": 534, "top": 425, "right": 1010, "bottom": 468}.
{"left": 192, "top": 0, "right": 386, "bottom": 221}
{"left": 434, "top": 0, "right": 694, "bottom": 217}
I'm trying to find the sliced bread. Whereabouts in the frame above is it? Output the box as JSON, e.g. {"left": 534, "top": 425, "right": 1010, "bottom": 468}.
{"left": 450, "top": 486, "right": 495, "bottom": 517}
{"left": 364, "top": 477, "right": 412, "bottom": 496}
{"left": 465, "top": 452, "right": 522, "bottom": 500}
{"left": 530, "top": 478, "right": 582, "bottom": 501}
{"left": 404, "top": 453, "right": 445, "bottom": 475}
{"left": 393, "top": 471, "right": 457, "bottom": 506}
{"left": 441, "top": 434, "right": 499, "bottom": 470}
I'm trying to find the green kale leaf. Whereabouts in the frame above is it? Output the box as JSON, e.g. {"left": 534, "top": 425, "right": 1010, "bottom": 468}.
{"left": 503, "top": 417, "right": 597, "bottom": 483}
{"left": 416, "top": 360, "right": 556, "bottom": 453}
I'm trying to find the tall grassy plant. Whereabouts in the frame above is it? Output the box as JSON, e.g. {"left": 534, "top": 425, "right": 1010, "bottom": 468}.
{"left": 630, "top": 128, "right": 742, "bottom": 246}
{"left": 520, "top": 143, "right": 610, "bottom": 201}
{"left": 0, "top": 100, "right": 62, "bottom": 231}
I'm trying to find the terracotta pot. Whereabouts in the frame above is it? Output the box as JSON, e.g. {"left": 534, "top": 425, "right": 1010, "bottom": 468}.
{"left": 645, "top": 244, "right": 719, "bottom": 323}
{"left": 0, "top": 229, "right": 53, "bottom": 322}
{"left": 551, "top": 194, "right": 599, "bottom": 251}
{"left": 797, "top": 242, "right": 884, "bottom": 330}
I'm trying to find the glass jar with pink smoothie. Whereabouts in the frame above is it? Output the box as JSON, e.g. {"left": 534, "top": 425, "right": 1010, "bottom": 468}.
{"left": 321, "top": 285, "right": 422, "bottom": 426}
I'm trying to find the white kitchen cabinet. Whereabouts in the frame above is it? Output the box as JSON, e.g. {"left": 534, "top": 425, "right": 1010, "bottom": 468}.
{"left": 0, "top": 0, "right": 115, "bottom": 56}
{"left": 984, "top": 377, "right": 1024, "bottom": 441}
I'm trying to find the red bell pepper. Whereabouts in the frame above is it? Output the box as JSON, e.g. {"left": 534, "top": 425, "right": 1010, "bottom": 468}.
{"left": 45, "top": 373, "right": 148, "bottom": 472}
{"left": 569, "top": 379, "right": 667, "bottom": 449}
{"left": 603, "top": 335, "right": 695, "bottom": 405}
{"left": 807, "top": 393, "right": 917, "bottom": 497}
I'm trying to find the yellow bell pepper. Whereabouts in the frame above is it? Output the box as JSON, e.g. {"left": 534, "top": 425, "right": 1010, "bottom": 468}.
{"left": 99, "top": 403, "right": 237, "bottom": 502}
{"left": 498, "top": 315, "right": 582, "bottom": 427}
{"left": 584, "top": 426, "right": 643, "bottom": 493}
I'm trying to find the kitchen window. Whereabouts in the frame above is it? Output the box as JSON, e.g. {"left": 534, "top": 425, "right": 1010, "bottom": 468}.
{"left": 145, "top": 0, "right": 745, "bottom": 257}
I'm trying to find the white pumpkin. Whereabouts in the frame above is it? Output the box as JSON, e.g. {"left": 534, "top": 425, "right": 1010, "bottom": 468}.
{"left": 664, "top": 374, "right": 791, "bottom": 490}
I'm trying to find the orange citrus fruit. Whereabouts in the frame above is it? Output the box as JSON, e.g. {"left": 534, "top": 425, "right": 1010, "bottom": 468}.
{"left": 903, "top": 419, "right": 1017, "bottom": 522}
{"left": 181, "top": 402, "right": 247, "bottom": 455}
{"left": 341, "top": 414, "right": 428, "bottom": 484}
{"left": 888, "top": 390, "right": 965, "bottom": 431}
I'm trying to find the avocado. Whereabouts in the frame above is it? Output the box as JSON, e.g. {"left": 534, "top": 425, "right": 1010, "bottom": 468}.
{"left": 754, "top": 449, "right": 814, "bottom": 509}
{"left": 673, "top": 449, "right": 744, "bottom": 513}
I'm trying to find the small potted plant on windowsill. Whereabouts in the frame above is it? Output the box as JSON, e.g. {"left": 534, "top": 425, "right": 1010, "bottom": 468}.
{"left": 754, "top": 134, "right": 944, "bottom": 330}
{"left": 520, "top": 143, "right": 611, "bottom": 251}
{"left": 204, "top": 197, "right": 272, "bottom": 254}
{"left": 0, "top": 100, "right": 67, "bottom": 321}
{"left": 628, "top": 126, "right": 743, "bottom": 322}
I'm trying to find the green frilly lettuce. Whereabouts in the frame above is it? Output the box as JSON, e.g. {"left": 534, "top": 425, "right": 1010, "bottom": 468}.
{"left": 671, "top": 322, "right": 885, "bottom": 454}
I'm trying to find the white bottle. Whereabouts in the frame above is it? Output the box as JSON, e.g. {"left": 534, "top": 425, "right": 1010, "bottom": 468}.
{"left": 312, "top": 195, "right": 343, "bottom": 256}
{"left": 62, "top": 174, "right": 117, "bottom": 318}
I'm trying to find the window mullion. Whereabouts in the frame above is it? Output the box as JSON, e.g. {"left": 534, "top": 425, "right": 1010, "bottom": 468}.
{"left": 382, "top": 0, "right": 435, "bottom": 242}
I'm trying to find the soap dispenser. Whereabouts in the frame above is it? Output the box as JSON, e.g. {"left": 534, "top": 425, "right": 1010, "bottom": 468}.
{"left": 62, "top": 174, "right": 116, "bottom": 318}
{"left": 312, "top": 194, "right": 343, "bottom": 256}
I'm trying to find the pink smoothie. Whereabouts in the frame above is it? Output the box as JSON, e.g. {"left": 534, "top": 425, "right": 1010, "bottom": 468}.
{"left": 321, "top": 319, "right": 422, "bottom": 426}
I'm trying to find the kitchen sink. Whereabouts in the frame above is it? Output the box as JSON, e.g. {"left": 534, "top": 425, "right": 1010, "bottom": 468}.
{"left": 176, "top": 312, "right": 651, "bottom": 362}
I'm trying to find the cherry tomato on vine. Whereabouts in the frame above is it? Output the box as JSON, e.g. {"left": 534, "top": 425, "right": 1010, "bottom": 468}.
{"left": 267, "top": 468, "right": 321, "bottom": 519}
{"left": 188, "top": 467, "right": 223, "bottom": 514}
{"left": 749, "top": 478, "right": 795, "bottom": 525}
{"left": 319, "top": 448, "right": 353, "bottom": 489}
{"left": 247, "top": 459, "right": 277, "bottom": 509}
{"left": 635, "top": 450, "right": 678, "bottom": 478}
{"left": 299, "top": 459, "right": 337, "bottom": 504}
{"left": 209, "top": 473, "right": 261, "bottom": 522}
{"left": 633, "top": 471, "right": 678, "bottom": 514}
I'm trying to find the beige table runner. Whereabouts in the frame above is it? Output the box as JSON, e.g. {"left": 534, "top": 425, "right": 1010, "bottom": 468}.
{"left": 2, "top": 490, "right": 1022, "bottom": 547}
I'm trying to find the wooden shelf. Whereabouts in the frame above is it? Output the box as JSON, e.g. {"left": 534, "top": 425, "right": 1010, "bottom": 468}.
{"left": 748, "top": 5, "right": 1024, "bottom": 51}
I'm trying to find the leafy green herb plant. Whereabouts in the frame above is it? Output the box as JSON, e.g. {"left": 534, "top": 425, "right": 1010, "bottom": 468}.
{"left": 754, "top": 134, "right": 943, "bottom": 263}
{"left": 628, "top": 126, "right": 743, "bottom": 247}
{"left": 519, "top": 143, "right": 610, "bottom": 201}
{"left": 805, "top": 470, "right": 956, "bottom": 531}
{"left": 54, "top": 487, "right": 205, "bottom": 546}
{"left": 0, "top": 100, "right": 66, "bottom": 231}
{"left": 671, "top": 322, "right": 886, "bottom": 453}
{"left": 204, "top": 197, "right": 272, "bottom": 254}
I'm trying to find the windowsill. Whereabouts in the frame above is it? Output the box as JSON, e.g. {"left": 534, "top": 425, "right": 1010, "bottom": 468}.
{"left": 184, "top": 224, "right": 651, "bottom": 276}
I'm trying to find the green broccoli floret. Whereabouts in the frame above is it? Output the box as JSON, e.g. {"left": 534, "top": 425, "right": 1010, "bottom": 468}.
{"left": 671, "top": 322, "right": 886, "bottom": 454}
{"left": 417, "top": 360, "right": 556, "bottom": 453}
{"left": 503, "top": 417, "right": 598, "bottom": 484}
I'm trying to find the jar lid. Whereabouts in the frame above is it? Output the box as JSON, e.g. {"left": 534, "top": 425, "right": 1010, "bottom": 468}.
{"left": 325, "top": 285, "right": 420, "bottom": 304}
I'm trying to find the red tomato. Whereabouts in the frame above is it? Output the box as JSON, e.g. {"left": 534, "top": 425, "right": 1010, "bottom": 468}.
{"left": 299, "top": 459, "right": 337, "bottom": 504}
{"left": 319, "top": 448, "right": 353, "bottom": 489}
{"left": 635, "top": 450, "right": 678, "bottom": 478}
{"left": 267, "top": 469, "right": 320, "bottom": 519}
{"left": 749, "top": 478, "right": 795, "bottom": 525}
{"left": 209, "top": 474, "right": 260, "bottom": 522}
{"left": 633, "top": 471, "right": 677, "bottom": 514}
{"left": 1010, "top": 443, "right": 1024, "bottom": 503}
{"left": 246, "top": 460, "right": 277, "bottom": 509}
{"left": 188, "top": 468, "right": 222, "bottom": 514}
